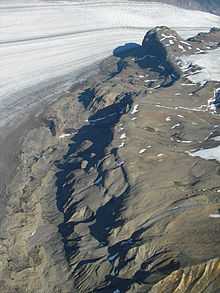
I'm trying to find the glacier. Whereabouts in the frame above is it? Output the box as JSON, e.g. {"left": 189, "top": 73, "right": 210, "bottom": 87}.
{"left": 0, "top": 0, "right": 220, "bottom": 126}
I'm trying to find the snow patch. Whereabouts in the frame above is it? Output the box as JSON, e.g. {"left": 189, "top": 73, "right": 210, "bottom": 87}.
{"left": 188, "top": 145, "right": 220, "bottom": 163}
{"left": 208, "top": 88, "right": 220, "bottom": 113}
{"left": 139, "top": 148, "right": 146, "bottom": 154}
{"left": 211, "top": 136, "right": 220, "bottom": 142}
{"left": 209, "top": 214, "right": 220, "bottom": 218}
{"left": 177, "top": 140, "right": 192, "bottom": 144}
{"left": 119, "top": 142, "right": 125, "bottom": 148}
{"left": 131, "top": 104, "right": 139, "bottom": 115}
{"left": 59, "top": 133, "right": 71, "bottom": 139}
{"left": 171, "top": 123, "right": 181, "bottom": 129}
{"left": 178, "top": 44, "right": 186, "bottom": 52}
{"left": 181, "top": 48, "right": 220, "bottom": 83}
{"left": 120, "top": 133, "right": 126, "bottom": 139}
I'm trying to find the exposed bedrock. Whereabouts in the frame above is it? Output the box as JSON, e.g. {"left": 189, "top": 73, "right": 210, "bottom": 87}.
{"left": 1, "top": 26, "right": 220, "bottom": 292}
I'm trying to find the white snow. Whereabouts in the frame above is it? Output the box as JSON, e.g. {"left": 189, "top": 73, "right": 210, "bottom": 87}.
{"left": 160, "top": 34, "right": 177, "bottom": 41}
{"left": 1, "top": 1, "right": 220, "bottom": 126}
{"left": 59, "top": 133, "right": 71, "bottom": 138}
{"left": 139, "top": 148, "right": 146, "bottom": 154}
{"left": 144, "top": 79, "right": 157, "bottom": 83}
{"left": 211, "top": 136, "right": 220, "bottom": 142}
{"left": 200, "top": 80, "right": 208, "bottom": 87}
{"left": 208, "top": 88, "right": 220, "bottom": 113}
{"left": 209, "top": 214, "right": 220, "bottom": 218}
{"left": 155, "top": 104, "right": 207, "bottom": 113}
{"left": 120, "top": 133, "right": 126, "bottom": 139}
{"left": 178, "top": 44, "right": 185, "bottom": 51}
{"left": 179, "top": 140, "right": 192, "bottom": 144}
{"left": 131, "top": 104, "right": 139, "bottom": 114}
{"left": 181, "top": 48, "right": 220, "bottom": 84}
{"left": 171, "top": 123, "right": 181, "bottom": 129}
{"left": 195, "top": 48, "right": 206, "bottom": 54}
{"left": 189, "top": 145, "right": 220, "bottom": 163}
{"left": 166, "top": 116, "right": 172, "bottom": 122}
{"left": 119, "top": 142, "right": 125, "bottom": 148}
{"left": 180, "top": 40, "right": 191, "bottom": 46}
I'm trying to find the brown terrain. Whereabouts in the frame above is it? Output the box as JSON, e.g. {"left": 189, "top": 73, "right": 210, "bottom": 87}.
{"left": 1, "top": 26, "right": 220, "bottom": 292}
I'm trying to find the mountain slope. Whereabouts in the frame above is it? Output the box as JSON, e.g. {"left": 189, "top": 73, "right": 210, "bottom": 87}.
{"left": 1, "top": 26, "right": 220, "bottom": 292}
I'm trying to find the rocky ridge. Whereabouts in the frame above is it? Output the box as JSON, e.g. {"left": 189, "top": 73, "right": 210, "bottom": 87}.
{"left": 1, "top": 26, "right": 220, "bottom": 292}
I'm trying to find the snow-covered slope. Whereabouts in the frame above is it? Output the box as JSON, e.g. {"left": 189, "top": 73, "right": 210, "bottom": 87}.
{"left": 0, "top": 0, "right": 220, "bottom": 125}
{"left": 181, "top": 47, "right": 220, "bottom": 83}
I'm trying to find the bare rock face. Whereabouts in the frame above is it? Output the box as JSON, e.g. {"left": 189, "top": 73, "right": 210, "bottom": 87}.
{"left": 68, "top": 206, "right": 94, "bottom": 223}
{"left": 1, "top": 26, "right": 220, "bottom": 292}
{"left": 141, "top": 26, "right": 189, "bottom": 83}
{"left": 142, "top": 26, "right": 189, "bottom": 58}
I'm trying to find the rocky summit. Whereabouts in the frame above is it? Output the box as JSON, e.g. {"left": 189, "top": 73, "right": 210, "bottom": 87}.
{"left": 1, "top": 26, "right": 220, "bottom": 293}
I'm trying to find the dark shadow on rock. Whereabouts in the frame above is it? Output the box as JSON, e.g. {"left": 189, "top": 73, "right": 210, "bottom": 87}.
{"left": 112, "top": 38, "right": 180, "bottom": 87}
{"left": 88, "top": 92, "right": 133, "bottom": 127}
{"left": 55, "top": 91, "right": 134, "bottom": 259}
{"left": 113, "top": 43, "right": 143, "bottom": 59}
{"left": 78, "top": 87, "right": 96, "bottom": 110}
{"left": 89, "top": 194, "right": 126, "bottom": 245}
{"left": 95, "top": 276, "right": 133, "bottom": 293}
{"left": 110, "top": 42, "right": 146, "bottom": 79}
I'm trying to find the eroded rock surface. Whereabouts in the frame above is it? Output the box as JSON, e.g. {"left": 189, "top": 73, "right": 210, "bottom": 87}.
{"left": 1, "top": 26, "right": 220, "bottom": 292}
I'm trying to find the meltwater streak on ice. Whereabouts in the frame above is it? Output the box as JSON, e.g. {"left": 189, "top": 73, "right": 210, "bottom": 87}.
{"left": 0, "top": 0, "right": 220, "bottom": 125}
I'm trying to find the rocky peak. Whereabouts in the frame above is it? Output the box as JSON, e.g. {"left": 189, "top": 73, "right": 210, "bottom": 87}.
{"left": 142, "top": 26, "right": 192, "bottom": 59}
{"left": 140, "top": 26, "right": 190, "bottom": 84}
